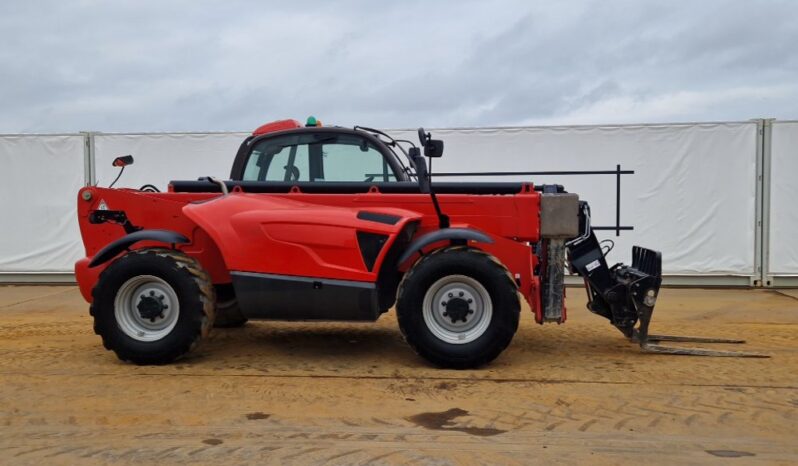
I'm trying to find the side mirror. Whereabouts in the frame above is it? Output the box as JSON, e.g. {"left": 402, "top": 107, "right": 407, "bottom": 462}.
{"left": 416, "top": 127, "right": 444, "bottom": 158}
{"left": 112, "top": 155, "right": 134, "bottom": 167}
{"left": 408, "top": 147, "right": 430, "bottom": 194}
{"left": 424, "top": 139, "right": 444, "bottom": 158}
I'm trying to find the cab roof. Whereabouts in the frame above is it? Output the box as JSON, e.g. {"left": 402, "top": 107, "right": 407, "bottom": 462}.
{"left": 251, "top": 119, "right": 303, "bottom": 136}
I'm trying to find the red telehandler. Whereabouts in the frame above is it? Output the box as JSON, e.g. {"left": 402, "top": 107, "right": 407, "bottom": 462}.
{"left": 75, "top": 118, "right": 762, "bottom": 367}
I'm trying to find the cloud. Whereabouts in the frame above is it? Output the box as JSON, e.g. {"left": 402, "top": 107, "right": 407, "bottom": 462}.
{"left": 526, "top": 84, "right": 798, "bottom": 126}
{"left": 0, "top": 0, "right": 796, "bottom": 133}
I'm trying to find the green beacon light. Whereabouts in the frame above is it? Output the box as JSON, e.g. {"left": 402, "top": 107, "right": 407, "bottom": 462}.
{"left": 306, "top": 116, "right": 318, "bottom": 127}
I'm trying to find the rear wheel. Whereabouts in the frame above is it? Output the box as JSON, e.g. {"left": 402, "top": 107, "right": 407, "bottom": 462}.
{"left": 91, "top": 249, "right": 215, "bottom": 365}
{"left": 397, "top": 248, "right": 520, "bottom": 369}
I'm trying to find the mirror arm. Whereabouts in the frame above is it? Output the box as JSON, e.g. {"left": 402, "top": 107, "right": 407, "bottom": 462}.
{"left": 427, "top": 156, "right": 449, "bottom": 229}
{"left": 108, "top": 166, "right": 125, "bottom": 189}
{"left": 414, "top": 128, "right": 449, "bottom": 228}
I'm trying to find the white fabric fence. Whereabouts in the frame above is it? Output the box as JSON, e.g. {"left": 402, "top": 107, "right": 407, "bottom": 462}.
{"left": 769, "top": 121, "right": 798, "bottom": 276}
{"left": 94, "top": 133, "right": 249, "bottom": 192}
{"left": 0, "top": 120, "right": 791, "bottom": 283}
{"left": 390, "top": 123, "right": 758, "bottom": 276}
{"left": 0, "top": 134, "right": 85, "bottom": 273}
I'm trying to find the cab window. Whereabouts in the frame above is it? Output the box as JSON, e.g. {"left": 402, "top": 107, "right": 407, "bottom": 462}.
{"left": 242, "top": 133, "right": 398, "bottom": 182}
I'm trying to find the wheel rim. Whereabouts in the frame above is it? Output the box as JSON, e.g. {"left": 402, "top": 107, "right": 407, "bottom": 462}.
{"left": 422, "top": 274, "right": 492, "bottom": 345}
{"left": 114, "top": 275, "right": 180, "bottom": 342}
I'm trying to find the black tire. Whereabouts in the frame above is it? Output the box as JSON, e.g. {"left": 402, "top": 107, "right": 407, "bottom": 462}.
{"left": 90, "top": 248, "right": 215, "bottom": 365}
{"left": 213, "top": 284, "right": 248, "bottom": 328}
{"left": 396, "top": 247, "right": 520, "bottom": 369}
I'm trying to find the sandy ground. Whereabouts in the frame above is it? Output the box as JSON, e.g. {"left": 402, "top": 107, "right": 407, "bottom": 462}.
{"left": 0, "top": 285, "right": 796, "bottom": 465}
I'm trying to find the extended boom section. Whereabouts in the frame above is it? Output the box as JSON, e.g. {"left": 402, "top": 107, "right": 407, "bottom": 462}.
{"left": 565, "top": 204, "right": 766, "bottom": 358}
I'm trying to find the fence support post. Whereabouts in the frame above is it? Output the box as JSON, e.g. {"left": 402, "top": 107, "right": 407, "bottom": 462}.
{"left": 752, "top": 119, "right": 764, "bottom": 287}
{"left": 80, "top": 131, "right": 90, "bottom": 186}
{"left": 760, "top": 119, "right": 774, "bottom": 287}
{"left": 615, "top": 164, "right": 622, "bottom": 237}
{"left": 751, "top": 118, "right": 774, "bottom": 287}
{"left": 80, "top": 131, "right": 97, "bottom": 186}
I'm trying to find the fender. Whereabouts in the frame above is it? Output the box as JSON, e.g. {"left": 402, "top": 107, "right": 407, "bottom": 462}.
{"left": 398, "top": 228, "right": 494, "bottom": 265}
{"left": 88, "top": 229, "right": 189, "bottom": 268}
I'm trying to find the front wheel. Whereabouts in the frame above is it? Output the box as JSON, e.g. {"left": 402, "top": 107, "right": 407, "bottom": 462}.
{"left": 90, "top": 249, "right": 215, "bottom": 365}
{"left": 397, "top": 248, "right": 520, "bottom": 369}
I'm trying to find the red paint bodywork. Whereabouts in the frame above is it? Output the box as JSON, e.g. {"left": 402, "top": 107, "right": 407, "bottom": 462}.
{"left": 75, "top": 184, "right": 548, "bottom": 322}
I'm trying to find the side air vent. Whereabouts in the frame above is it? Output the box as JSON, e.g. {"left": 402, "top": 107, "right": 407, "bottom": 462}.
{"left": 357, "top": 211, "right": 401, "bottom": 225}
{"left": 357, "top": 232, "right": 389, "bottom": 271}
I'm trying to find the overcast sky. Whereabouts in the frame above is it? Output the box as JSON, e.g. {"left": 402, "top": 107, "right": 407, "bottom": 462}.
{"left": 1, "top": 0, "right": 796, "bottom": 133}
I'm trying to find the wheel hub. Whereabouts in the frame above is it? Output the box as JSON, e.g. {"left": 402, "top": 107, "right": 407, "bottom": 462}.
{"left": 114, "top": 275, "right": 180, "bottom": 342}
{"left": 136, "top": 291, "right": 168, "bottom": 321}
{"left": 442, "top": 297, "right": 473, "bottom": 323}
{"left": 422, "top": 275, "right": 493, "bottom": 345}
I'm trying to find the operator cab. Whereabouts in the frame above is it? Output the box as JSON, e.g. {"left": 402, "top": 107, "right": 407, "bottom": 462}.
{"left": 241, "top": 131, "right": 400, "bottom": 183}
{"left": 229, "top": 117, "right": 411, "bottom": 183}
